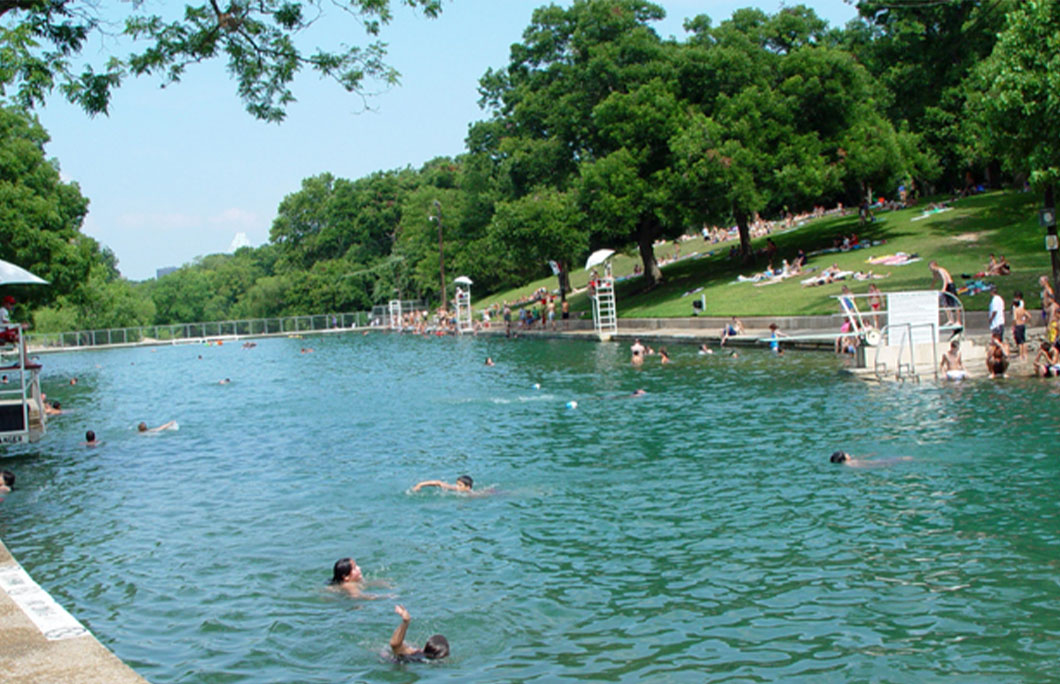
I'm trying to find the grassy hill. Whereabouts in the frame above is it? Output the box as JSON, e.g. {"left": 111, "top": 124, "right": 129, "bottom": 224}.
{"left": 474, "top": 191, "right": 1052, "bottom": 318}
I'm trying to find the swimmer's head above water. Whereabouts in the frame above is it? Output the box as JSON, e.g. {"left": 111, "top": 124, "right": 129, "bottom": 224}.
{"left": 830, "top": 451, "right": 851, "bottom": 464}
{"left": 331, "top": 557, "right": 363, "bottom": 584}
{"left": 456, "top": 475, "right": 473, "bottom": 490}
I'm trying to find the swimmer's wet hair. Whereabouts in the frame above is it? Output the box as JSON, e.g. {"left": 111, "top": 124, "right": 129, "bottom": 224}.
{"left": 456, "top": 475, "right": 473, "bottom": 489}
{"left": 424, "top": 634, "right": 450, "bottom": 659}
{"left": 830, "top": 451, "right": 849, "bottom": 463}
{"left": 330, "top": 557, "right": 354, "bottom": 584}
{"left": 85, "top": 430, "right": 95, "bottom": 442}
{"left": 1, "top": 469, "right": 14, "bottom": 488}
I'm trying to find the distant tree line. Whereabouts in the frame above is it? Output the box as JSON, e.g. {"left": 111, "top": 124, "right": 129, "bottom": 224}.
{"left": 5, "top": 0, "right": 1058, "bottom": 331}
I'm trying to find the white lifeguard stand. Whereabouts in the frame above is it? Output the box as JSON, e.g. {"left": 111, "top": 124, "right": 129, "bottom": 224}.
{"left": 585, "top": 249, "right": 618, "bottom": 341}
{"left": 388, "top": 300, "right": 403, "bottom": 330}
{"left": 0, "top": 259, "right": 49, "bottom": 444}
{"left": 454, "top": 276, "right": 473, "bottom": 334}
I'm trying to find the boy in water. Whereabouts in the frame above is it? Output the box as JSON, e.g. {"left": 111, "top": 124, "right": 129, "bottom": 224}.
{"left": 0, "top": 469, "right": 14, "bottom": 493}
{"left": 939, "top": 339, "right": 967, "bottom": 380}
{"left": 390, "top": 605, "right": 449, "bottom": 663}
{"left": 412, "top": 475, "right": 473, "bottom": 493}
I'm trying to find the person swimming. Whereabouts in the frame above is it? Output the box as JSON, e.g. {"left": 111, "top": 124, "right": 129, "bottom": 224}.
{"left": 389, "top": 605, "right": 449, "bottom": 663}
{"left": 412, "top": 475, "right": 473, "bottom": 493}
{"left": 830, "top": 451, "right": 911, "bottom": 468}
{"left": 0, "top": 469, "right": 14, "bottom": 493}
{"left": 138, "top": 420, "right": 177, "bottom": 433}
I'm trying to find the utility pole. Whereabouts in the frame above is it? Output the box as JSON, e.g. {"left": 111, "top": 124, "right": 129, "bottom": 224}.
{"left": 430, "top": 200, "right": 446, "bottom": 312}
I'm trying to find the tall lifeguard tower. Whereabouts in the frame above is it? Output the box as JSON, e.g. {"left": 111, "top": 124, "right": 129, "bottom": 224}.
{"left": 453, "top": 276, "right": 473, "bottom": 334}
{"left": 387, "top": 300, "right": 403, "bottom": 329}
{"left": 585, "top": 249, "right": 618, "bottom": 341}
{"left": 0, "top": 260, "right": 49, "bottom": 444}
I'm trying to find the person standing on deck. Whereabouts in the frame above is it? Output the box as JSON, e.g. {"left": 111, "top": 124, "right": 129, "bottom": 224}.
{"left": 988, "top": 289, "right": 1006, "bottom": 342}
{"left": 930, "top": 261, "right": 961, "bottom": 327}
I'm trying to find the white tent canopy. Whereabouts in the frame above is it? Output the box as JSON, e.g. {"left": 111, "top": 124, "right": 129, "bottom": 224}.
{"left": 0, "top": 259, "right": 47, "bottom": 285}
{"left": 584, "top": 249, "right": 615, "bottom": 271}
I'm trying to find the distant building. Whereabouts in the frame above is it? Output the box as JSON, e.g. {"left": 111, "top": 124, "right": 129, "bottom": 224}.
{"left": 156, "top": 266, "right": 177, "bottom": 279}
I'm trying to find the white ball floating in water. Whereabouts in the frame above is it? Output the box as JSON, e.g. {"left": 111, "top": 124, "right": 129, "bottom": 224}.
{"left": 565, "top": 401, "right": 578, "bottom": 410}
{"left": 533, "top": 383, "right": 541, "bottom": 390}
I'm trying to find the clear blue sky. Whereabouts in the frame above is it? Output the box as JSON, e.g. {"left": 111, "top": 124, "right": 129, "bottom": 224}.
{"left": 37, "top": 1, "right": 859, "bottom": 281}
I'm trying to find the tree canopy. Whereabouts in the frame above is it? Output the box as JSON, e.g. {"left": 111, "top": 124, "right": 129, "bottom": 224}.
{"left": 0, "top": 0, "right": 443, "bottom": 121}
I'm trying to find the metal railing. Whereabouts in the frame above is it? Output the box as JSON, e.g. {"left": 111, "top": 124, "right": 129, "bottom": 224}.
{"left": 24, "top": 312, "right": 374, "bottom": 351}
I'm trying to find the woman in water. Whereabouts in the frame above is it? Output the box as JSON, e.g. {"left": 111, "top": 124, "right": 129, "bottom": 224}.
{"left": 328, "top": 557, "right": 386, "bottom": 598}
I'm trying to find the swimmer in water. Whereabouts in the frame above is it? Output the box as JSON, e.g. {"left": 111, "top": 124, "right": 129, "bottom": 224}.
{"left": 484, "top": 357, "right": 494, "bottom": 366}
{"left": 659, "top": 348, "right": 671, "bottom": 364}
{"left": 698, "top": 344, "right": 713, "bottom": 355}
{"left": 138, "top": 420, "right": 177, "bottom": 433}
{"left": 412, "top": 475, "right": 473, "bottom": 493}
{"left": 389, "top": 605, "right": 450, "bottom": 663}
{"left": 630, "top": 339, "right": 645, "bottom": 366}
{"left": 0, "top": 469, "right": 14, "bottom": 493}
{"left": 82, "top": 430, "right": 100, "bottom": 447}
{"left": 328, "top": 557, "right": 371, "bottom": 598}
{"left": 830, "top": 451, "right": 911, "bottom": 468}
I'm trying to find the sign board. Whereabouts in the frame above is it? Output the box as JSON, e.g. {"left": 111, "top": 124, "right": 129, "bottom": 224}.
{"left": 0, "top": 433, "right": 26, "bottom": 445}
{"left": 1047, "top": 234, "right": 1059, "bottom": 251}
{"left": 1040, "top": 209, "right": 1057, "bottom": 228}
{"left": 886, "top": 291, "right": 940, "bottom": 346}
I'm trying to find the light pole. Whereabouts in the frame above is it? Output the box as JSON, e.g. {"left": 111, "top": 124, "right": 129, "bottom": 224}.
{"left": 430, "top": 199, "right": 447, "bottom": 312}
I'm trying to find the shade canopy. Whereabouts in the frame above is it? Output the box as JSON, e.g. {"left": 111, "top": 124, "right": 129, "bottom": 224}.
{"left": 584, "top": 249, "right": 615, "bottom": 271}
{"left": 0, "top": 259, "right": 48, "bottom": 286}
{"left": 453, "top": 276, "right": 473, "bottom": 285}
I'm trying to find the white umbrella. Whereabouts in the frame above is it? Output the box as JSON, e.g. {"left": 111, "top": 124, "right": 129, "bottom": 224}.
{"left": 0, "top": 259, "right": 48, "bottom": 285}
{"left": 584, "top": 249, "right": 615, "bottom": 271}
{"left": 453, "top": 276, "right": 473, "bottom": 285}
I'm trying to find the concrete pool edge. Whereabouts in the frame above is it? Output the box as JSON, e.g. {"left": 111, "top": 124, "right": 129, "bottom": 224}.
{"left": 0, "top": 538, "right": 148, "bottom": 684}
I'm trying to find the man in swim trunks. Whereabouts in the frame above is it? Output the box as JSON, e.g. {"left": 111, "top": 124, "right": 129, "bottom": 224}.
{"left": 630, "top": 339, "right": 645, "bottom": 366}
{"left": 412, "top": 475, "right": 473, "bottom": 493}
{"left": 939, "top": 339, "right": 967, "bottom": 380}
{"left": 389, "top": 605, "right": 449, "bottom": 663}
{"left": 1012, "top": 291, "right": 1031, "bottom": 360}
{"left": 929, "top": 261, "right": 961, "bottom": 326}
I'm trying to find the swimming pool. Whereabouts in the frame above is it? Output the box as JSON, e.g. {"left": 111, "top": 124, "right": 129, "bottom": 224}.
{"left": 2, "top": 334, "right": 1059, "bottom": 682}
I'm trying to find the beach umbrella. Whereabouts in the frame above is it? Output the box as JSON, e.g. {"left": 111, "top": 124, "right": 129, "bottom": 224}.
{"left": 584, "top": 249, "right": 615, "bottom": 271}
{"left": 0, "top": 259, "right": 48, "bottom": 285}
{"left": 453, "top": 276, "right": 473, "bottom": 285}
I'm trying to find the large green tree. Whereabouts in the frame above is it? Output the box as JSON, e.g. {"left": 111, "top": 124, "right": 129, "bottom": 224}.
{"left": 0, "top": 0, "right": 443, "bottom": 121}
{"left": 0, "top": 105, "right": 94, "bottom": 305}
{"left": 850, "top": 0, "right": 1016, "bottom": 183}
{"left": 967, "top": 0, "right": 1060, "bottom": 290}
{"left": 475, "top": 0, "right": 681, "bottom": 286}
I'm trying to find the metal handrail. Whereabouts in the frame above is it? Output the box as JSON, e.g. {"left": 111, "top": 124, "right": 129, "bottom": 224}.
{"left": 23, "top": 312, "right": 376, "bottom": 352}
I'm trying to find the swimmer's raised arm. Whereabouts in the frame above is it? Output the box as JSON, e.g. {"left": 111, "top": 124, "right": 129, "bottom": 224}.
{"left": 390, "top": 605, "right": 416, "bottom": 656}
{"left": 412, "top": 480, "right": 446, "bottom": 492}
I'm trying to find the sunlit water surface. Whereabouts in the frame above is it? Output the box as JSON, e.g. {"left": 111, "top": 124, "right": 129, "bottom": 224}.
{"left": 2, "top": 334, "right": 1060, "bottom": 683}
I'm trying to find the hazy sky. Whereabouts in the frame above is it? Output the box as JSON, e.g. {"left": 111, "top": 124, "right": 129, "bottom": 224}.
{"left": 36, "top": 0, "right": 859, "bottom": 281}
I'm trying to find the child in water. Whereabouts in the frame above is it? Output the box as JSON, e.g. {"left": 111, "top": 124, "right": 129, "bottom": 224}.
{"left": 389, "top": 605, "right": 449, "bottom": 663}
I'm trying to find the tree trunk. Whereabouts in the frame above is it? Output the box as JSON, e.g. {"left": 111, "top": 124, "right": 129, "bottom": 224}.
{"left": 734, "top": 208, "right": 753, "bottom": 264}
{"left": 1046, "top": 184, "right": 1060, "bottom": 297}
{"left": 637, "top": 218, "right": 663, "bottom": 287}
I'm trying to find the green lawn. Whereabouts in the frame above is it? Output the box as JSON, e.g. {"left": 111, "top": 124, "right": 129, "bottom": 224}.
{"left": 474, "top": 191, "right": 1052, "bottom": 318}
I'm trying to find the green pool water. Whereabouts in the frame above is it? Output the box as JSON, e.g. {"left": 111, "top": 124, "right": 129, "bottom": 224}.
{"left": 2, "top": 334, "right": 1059, "bottom": 682}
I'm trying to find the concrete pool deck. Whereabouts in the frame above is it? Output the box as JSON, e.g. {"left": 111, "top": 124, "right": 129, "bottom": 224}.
{"left": 0, "top": 539, "right": 147, "bottom": 683}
